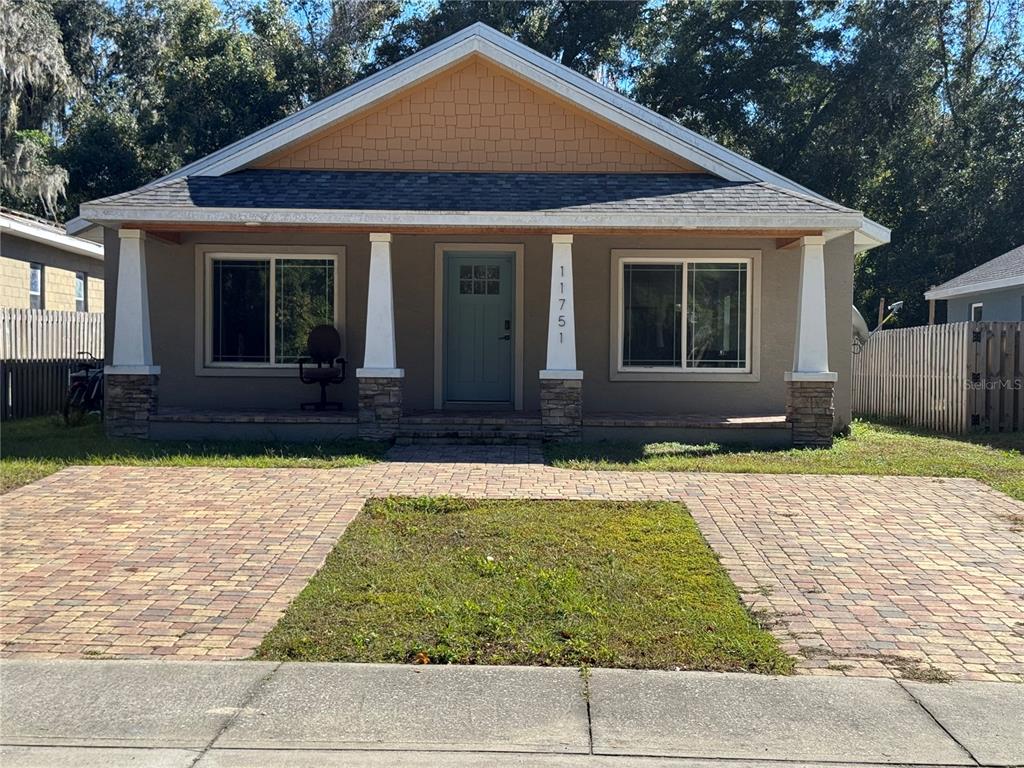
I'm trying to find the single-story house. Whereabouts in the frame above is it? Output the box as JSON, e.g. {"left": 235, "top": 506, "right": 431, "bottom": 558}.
{"left": 1, "top": 208, "right": 104, "bottom": 312}
{"left": 925, "top": 244, "right": 1024, "bottom": 323}
{"left": 69, "top": 24, "right": 889, "bottom": 447}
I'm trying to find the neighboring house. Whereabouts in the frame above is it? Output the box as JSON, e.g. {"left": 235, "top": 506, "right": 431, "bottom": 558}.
{"left": 925, "top": 244, "right": 1024, "bottom": 323}
{"left": 0, "top": 208, "right": 104, "bottom": 312}
{"left": 69, "top": 24, "right": 889, "bottom": 447}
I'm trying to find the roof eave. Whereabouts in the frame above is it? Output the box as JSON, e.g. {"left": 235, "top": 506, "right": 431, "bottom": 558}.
{"left": 925, "top": 275, "right": 1024, "bottom": 301}
{"left": 77, "top": 202, "right": 865, "bottom": 233}
{"left": 0, "top": 214, "right": 104, "bottom": 259}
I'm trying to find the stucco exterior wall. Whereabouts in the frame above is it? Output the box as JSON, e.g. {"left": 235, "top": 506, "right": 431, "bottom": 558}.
{"left": 0, "top": 231, "right": 105, "bottom": 311}
{"left": 254, "top": 57, "right": 700, "bottom": 174}
{"left": 947, "top": 287, "right": 1023, "bottom": 322}
{"left": 129, "top": 230, "right": 855, "bottom": 428}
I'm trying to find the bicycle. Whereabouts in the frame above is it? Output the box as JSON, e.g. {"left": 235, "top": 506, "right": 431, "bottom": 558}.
{"left": 64, "top": 352, "right": 104, "bottom": 424}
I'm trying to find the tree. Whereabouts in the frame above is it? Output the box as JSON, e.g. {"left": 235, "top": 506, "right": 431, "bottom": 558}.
{"left": 0, "top": 0, "right": 73, "bottom": 217}
{"left": 369, "top": 0, "right": 644, "bottom": 83}
{"left": 291, "top": 0, "right": 402, "bottom": 100}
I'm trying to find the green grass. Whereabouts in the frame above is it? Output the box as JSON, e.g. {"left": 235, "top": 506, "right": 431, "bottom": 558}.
{"left": 0, "top": 415, "right": 386, "bottom": 493}
{"left": 546, "top": 421, "right": 1024, "bottom": 501}
{"left": 255, "top": 497, "right": 792, "bottom": 673}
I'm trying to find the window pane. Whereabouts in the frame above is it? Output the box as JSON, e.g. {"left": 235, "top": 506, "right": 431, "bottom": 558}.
{"left": 29, "top": 264, "right": 42, "bottom": 309}
{"left": 212, "top": 259, "right": 269, "bottom": 363}
{"left": 75, "top": 273, "right": 86, "bottom": 312}
{"left": 686, "top": 262, "right": 747, "bottom": 369}
{"left": 622, "top": 263, "right": 682, "bottom": 367}
{"left": 275, "top": 258, "right": 335, "bottom": 364}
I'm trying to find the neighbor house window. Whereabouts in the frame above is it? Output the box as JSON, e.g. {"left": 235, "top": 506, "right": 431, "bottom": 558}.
{"left": 29, "top": 263, "right": 43, "bottom": 309}
{"left": 206, "top": 253, "right": 337, "bottom": 366}
{"left": 75, "top": 272, "right": 87, "bottom": 312}
{"left": 970, "top": 302, "right": 983, "bottom": 321}
{"left": 619, "top": 256, "right": 752, "bottom": 372}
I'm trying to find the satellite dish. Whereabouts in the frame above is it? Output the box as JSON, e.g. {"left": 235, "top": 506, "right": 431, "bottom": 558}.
{"left": 852, "top": 305, "right": 870, "bottom": 344}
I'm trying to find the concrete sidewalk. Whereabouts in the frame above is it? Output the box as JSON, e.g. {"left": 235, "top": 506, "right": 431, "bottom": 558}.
{"left": 1, "top": 661, "right": 1021, "bottom": 767}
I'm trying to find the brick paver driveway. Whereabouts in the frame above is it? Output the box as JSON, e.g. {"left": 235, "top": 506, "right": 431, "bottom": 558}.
{"left": 2, "top": 449, "right": 1022, "bottom": 682}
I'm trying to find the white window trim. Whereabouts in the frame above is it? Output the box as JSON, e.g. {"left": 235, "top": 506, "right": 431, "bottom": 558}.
{"left": 194, "top": 244, "right": 346, "bottom": 377}
{"left": 970, "top": 302, "right": 983, "bottom": 321}
{"left": 609, "top": 249, "right": 761, "bottom": 383}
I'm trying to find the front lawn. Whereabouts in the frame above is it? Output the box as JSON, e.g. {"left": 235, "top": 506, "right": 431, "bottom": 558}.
{"left": 256, "top": 497, "right": 792, "bottom": 673}
{"left": 0, "top": 416, "right": 386, "bottom": 493}
{"left": 546, "top": 421, "right": 1024, "bottom": 501}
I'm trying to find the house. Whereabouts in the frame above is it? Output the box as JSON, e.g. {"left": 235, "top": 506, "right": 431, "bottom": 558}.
{"left": 68, "top": 24, "right": 889, "bottom": 447}
{"left": 1, "top": 208, "right": 104, "bottom": 312}
{"left": 925, "top": 244, "right": 1024, "bottom": 323}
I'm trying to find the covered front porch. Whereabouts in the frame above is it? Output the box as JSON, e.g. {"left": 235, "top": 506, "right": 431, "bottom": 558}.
{"left": 103, "top": 225, "right": 840, "bottom": 447}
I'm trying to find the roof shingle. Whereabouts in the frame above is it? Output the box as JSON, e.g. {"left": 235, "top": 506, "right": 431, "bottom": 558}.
{"left": 88, "top": 170, "right": 856, "bottom": 216}
{"left": 929, "top": 244, "right": 1024, "bottom": 294}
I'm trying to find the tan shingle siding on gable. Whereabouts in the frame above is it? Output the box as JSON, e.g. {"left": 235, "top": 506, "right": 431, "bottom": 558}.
{"left": 254, "top": 58, "right": 702, "bottom": 174}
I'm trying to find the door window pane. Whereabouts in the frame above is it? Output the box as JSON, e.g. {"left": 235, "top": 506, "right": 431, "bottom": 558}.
{"left": 686, "top": 262, "right": 748, "bottom": 368}
{"left": 211, "top": 259, "right": 269, "bottom": 363}
{"left": 622, "top": 263, "right": 682, "bottom": 367}
{"left": 275, "top": 259, "right": 335, "bottom": 364}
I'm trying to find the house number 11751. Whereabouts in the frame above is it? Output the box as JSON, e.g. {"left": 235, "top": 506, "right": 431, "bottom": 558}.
{"left": 558, "top": 265, "right": 566, "bottom": 343}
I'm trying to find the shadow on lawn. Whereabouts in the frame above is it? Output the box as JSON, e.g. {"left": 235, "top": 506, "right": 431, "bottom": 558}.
{"left": 544, "top": 419, "right": 1024, "bottom": 477}
{"left": 1, "top": 415, "right": 388, "bottom": 465}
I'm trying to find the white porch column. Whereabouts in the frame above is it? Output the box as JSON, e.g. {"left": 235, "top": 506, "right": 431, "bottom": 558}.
{"left": 786, "top": 235, "right": 835, "bottom": 382}
{"left": 106, "top": 228, "right": 159, "bottom": 374}
{"left": 357, "top": 232, "right": 403, "bottom": 378}
{"left": 540, "top": 234, "right": 582, "bottom": 380}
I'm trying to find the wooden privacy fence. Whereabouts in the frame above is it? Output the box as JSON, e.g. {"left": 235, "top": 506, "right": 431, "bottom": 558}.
{"left": 852, "top": 321, "right": 1024, "bottom": 434}
{"left": 1, "top": 307, "right": 104, "bottom": 360}
{"left": 1, "top": 359, "right": 80, "bottom": 421}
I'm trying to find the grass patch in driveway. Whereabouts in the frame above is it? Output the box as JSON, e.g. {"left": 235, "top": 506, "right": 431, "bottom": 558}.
{"left": 0, "top": 415, "right": 386, "bottom": 493}
{"left": 547, "top": 421, "right": 1024, "bottom": 501}
{"left": 256, "top": 497, "right": 792, "bottom": 673}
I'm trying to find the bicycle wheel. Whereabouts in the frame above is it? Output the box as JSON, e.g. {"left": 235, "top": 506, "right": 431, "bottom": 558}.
{"left": 64, "top": 384, "right": 87, "bottom": 425}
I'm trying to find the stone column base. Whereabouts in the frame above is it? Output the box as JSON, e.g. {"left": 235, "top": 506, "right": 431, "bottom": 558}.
{"left": 105, "top": 373, "right": 159, "bottom": 438}
{"left": 540, "top": 377, "right": 582, "bottom": 441}
{"left": 786, "top": 378, "right": 835, "bottom": 448}
{"left": 358, "top": 376, "right": 403, "bottom": 440}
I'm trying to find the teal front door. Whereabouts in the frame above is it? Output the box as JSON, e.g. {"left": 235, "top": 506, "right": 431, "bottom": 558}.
{"left": 444, "top": 252, "right": 515, "bottom": 405}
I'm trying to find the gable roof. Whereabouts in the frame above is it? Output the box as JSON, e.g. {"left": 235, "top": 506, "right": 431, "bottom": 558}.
{"left": 925, "top": 244, "right": 1024, "bottom": 300}
{"left": 79, "top": 170, "right": 863, "bottom": 231}
{"left": 71, "top": 23, "right": 888, "bottom": 244}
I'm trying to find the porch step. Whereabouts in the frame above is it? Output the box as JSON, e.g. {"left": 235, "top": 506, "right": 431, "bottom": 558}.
{"left": 395, "top": 416, "right": 546, "bottom": 445}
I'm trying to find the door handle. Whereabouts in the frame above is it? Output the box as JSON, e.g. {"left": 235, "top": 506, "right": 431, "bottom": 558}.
{"left": 498, "top": 334, "right": 511, "bottom": 341}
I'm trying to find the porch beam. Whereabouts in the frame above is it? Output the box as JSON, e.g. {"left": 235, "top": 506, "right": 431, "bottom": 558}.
{"left": 785, "top": 235, "right": 835, "bottom": 381}
{"left": 357, "top": 232, "right": 403, "bottom": 378}
{"left": 106, "top": 228, "right": 159, "bottom": 375}
{"left": 541, "top": 234, "right": 582, "bottom": 379}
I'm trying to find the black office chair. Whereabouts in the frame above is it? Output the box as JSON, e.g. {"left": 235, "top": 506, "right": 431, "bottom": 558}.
{"left": 298, "top": 325, "right": 347, "bottom": 410}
